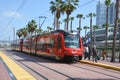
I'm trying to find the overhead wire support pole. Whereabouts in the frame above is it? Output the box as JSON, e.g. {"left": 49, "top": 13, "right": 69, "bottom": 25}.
{"left": 13, "top": 27, "right": 15, "bottom": 40}
{"left": 39, "top": 16, "right": 47, "bottom": 29}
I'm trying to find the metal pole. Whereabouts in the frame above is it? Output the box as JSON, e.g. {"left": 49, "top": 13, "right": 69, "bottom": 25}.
{"left": 39, "top": 16, "right": 40, "bottom": 30}
{"left": 39, "top": 16, "right": 46, "bottom": 29}
{"left": 13, "top": 27, "right": 15, "bottom": 40}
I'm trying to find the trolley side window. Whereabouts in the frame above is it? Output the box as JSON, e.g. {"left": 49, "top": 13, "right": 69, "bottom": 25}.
{"left": 57, "top": 36, "right": 61, "bottom": 49}
{"left": 49, "top": 38, "right": 54, "bottom": 48}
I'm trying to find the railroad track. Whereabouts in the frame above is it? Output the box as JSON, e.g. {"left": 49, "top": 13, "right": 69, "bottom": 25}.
{"left": 69, "top": 62, "right": 120, "bottom": 79}
{"left": 4, "top": 50, "right": 120, "bottom": 80}
{"left": 8, "top": 55, "right": 48, "bottom": 80}
{"left": 6, "top": 51, "right": 77, "bottom": 80}
{"left": 30, "top": 59, "right": 75, "bottom": 80}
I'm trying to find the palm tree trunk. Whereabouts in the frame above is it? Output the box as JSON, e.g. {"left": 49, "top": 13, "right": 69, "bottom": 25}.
{"left": 119, "top": 23, "right": 120, "bottom": 63}
{"left": 56, "top": 18, "right": 59, "bottom": 30}
{"left": 79, "top": 19, "right": 81, "bottom": 35}
{"left": 105, "top": 6, "right": 109, "bottom": 58}
{"left": 111, "top": 0, "right": 119, "bottom": 62}
{"left": 118, "top": 24, "right": 120, "bottom": 48}
{"left": 93, "top": 29, "right": 95, "bottom": 45}
{"left": 53, "top": 12, "right": 56, "bottom": 30}
{"left": 66, "top": 14, "right": 69, "bottom": 31}
{"left": 90, "top": 16, "right": 92, "bottom": 47}
{"left": 95, "top": 32, "right": 96, "bottom": 45}
{"left": 70, "top": 20, "right": 72, "bottom": 32}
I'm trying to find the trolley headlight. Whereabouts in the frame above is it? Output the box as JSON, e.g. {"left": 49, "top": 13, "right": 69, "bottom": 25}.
{"left": 71, "top": 50, "right": 75, "bottom": 54}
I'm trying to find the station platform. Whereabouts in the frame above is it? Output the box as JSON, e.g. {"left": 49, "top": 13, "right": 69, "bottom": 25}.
{"left": 0, "top": 52, "right": 36, "bottom": 80}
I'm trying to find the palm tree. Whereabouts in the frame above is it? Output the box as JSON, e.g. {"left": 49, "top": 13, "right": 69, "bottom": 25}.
{"left": 27, "top": 20, "right": 37, "bottom": 36}
{"left": 93, "top": 25, "right": 99, "bottom": 45}
{"left": 83, "top": 26, "right": 89, "bottom": 42}
{"left": 35, "top": 29, "right": 42, "bottom": 35}
{"left": 76, "top": 14, "right": 84, "bottom": 35}
{"left": 20, "top": 28, "right": 28, "bottom": 37}
{"left": 27, "top": 20, "right": 37, "bottom": 54}
{"left": 50, "top": 0, "right": 64, "bottom": 30}
{"left": 111, "top": 0, "right": 119, "bottom": 62}
{"left": 16, "top": 29, "right": 22, "bottom": 39}
{"left": 105, "top": 0, "right": 111, "bottom": 58}
{"left": 70, "top": 16, "right": 74, "bottom": 32}
{"left": 86, "top": 13, "right": 96, "bottom": 47}
{"left": 63, "top": 18, "right": 67, "bottom": 30}
{"left": 62, "top": 0, "right": 79, "bottom": 31}
{"left": 47, "top": 26, "right": 54, "bottom": 32}
{"left": 77, "top": 27, "right": 82, "bottom": 33}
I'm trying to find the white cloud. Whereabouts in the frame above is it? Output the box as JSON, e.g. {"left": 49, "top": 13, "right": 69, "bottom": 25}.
{"left": 2, "top": 11, "right": 24, "bottom": 19}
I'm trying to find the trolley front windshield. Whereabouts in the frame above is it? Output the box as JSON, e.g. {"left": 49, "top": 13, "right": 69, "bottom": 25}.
{"left": 64, "top": 34, "right": 80, "bottom": 48}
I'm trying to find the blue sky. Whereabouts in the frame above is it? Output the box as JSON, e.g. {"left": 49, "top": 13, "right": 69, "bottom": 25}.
{"left": 0, "top": 0, "right": 112, "bottom": 41}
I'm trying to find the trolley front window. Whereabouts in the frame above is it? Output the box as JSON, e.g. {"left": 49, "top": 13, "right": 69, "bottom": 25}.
{"left": 64, "top": 34, "right": 80, "bottom": 48}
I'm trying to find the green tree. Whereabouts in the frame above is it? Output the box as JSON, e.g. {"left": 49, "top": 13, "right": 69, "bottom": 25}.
{"left": 47, "top": 26, "right": 54, "bottom": 32}
{"left": 16, "top": 29, "right": 22, "bottom": 39}
{"left": 83, "top": 26, "right": 89, "bottom": 42}
{"left": 77, "top": 27, "right": 82, "bottom": 33}
{"left": 76, "top": 14, "right": 84, "bottom": 35}
{"left": 20, "top": 28, "right": 28, "bottom": 37}
{"left": 62, "top": 0, "right": 79, "bottom": 31}
{"left": 27, "top": 20, "right": 37, "bottom": 36}
{"left": 93, "top": 25, "right": 99, "bottom": 45}
{"left": 105, "top": 0, "right": 111, "bottom": 57}
{"left": 50, "top": 0, "right": 64, "bottom": 30}
{"left": 111, "top": 0, "right": 119, "bottom": 62}
{"left": 34, "top": 29, "right": 43, "bottom": 35}
{"left": 86, "top": 13, "right": 96, "bottom": 47}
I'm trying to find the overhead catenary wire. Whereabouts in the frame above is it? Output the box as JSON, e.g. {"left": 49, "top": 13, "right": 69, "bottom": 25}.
{"left": 0, "top": 0, "right": 28, "bottom": 40}
{"left": 78, "top": 0, "right": 96, "bottom": 8}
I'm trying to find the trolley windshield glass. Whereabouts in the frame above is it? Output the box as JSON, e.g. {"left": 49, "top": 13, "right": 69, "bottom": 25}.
{"left": 64, "top": 34, "right": 80, "bottom": 48}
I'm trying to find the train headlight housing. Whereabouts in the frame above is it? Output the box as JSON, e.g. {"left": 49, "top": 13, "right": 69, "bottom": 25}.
{"left": 71, "top": 50, "right": 75, "bottom": 54}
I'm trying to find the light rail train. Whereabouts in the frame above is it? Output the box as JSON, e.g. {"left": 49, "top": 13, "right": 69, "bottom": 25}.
{"left": 11, "top": 30, "right": 83, "bottom": 62}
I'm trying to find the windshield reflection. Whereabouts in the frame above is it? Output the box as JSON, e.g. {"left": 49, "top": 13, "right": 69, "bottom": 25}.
{"left": 64, "top": 34, "right": 80, "bottom": 48}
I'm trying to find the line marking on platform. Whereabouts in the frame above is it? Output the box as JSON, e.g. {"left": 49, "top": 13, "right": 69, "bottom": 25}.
{"left": 0, "top": 57, "right": 16, "bottom": 80}
{"left": 80, "top": 60, "right": 120, "bottom": 71}
{"left": 0, "top": 52, "right": 36, "bottom": 80}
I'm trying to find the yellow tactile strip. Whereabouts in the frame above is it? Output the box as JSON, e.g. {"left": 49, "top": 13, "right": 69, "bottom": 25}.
{"left": 0, "top": 52, "right": 36, "bottom": 80}
{"left": 80, "top": 60, "right": 120, "bottom": 71}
